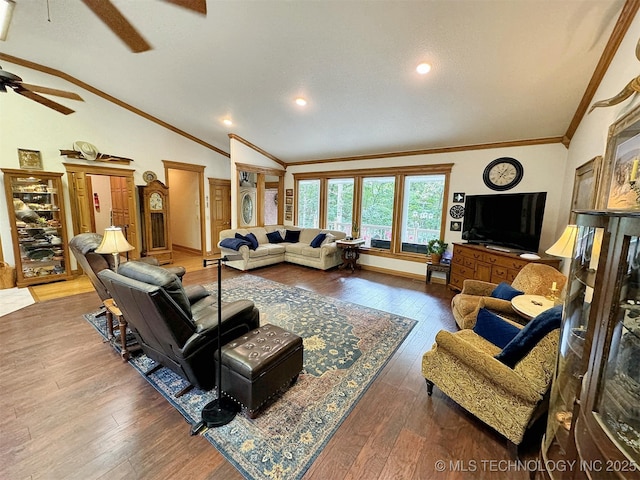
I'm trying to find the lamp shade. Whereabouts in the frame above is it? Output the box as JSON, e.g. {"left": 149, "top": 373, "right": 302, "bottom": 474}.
{"left": 546, "top": 225, "right": 578, "bottom": 258}
{"left": 95, "top": 226, "right": 134, "bottom": 254}
{"left": 0, "top": 0, "right": 15, "bottom": 41}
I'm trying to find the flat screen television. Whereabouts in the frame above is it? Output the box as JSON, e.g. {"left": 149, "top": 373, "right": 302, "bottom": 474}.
{"left": 461, "top": 192, "right": 547, "bottom": 253}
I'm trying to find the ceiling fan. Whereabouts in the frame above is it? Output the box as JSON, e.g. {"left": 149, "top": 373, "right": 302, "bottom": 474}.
{"left": 81, "top": 0, "right": 207, "bottom": 53}
{"left": 0, "top": 65, "right": 84, "bottom": 114}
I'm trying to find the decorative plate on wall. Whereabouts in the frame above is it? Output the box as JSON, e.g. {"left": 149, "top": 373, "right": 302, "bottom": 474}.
{"left": 143, "top": 171, "right": 157, "bottom": 184}
{"left": 449, "top": 204, "right": 465, "bottom": 219}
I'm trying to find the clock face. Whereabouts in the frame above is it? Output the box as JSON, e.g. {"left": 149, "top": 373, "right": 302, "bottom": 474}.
{"left": 149, "top": 192, "right": 163, "bottom": 210}
{"left": 483, "top": 157, "right": 524, "bottom": 191}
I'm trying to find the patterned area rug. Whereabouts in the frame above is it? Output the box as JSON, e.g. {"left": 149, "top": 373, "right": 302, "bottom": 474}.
{"left": 83, "top": 275, "right": 416, "bottom": 480}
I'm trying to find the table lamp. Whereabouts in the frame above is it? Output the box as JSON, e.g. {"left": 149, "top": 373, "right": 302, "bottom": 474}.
{"left": 95, "top": 226, "right": 134, "bottom": 273}
{"left": 546, "top": 225, "right": 578, "bottom": 258}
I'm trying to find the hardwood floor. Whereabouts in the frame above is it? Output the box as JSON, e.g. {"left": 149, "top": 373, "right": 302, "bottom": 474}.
{"left": 3, "top": 255, "right": 544, "bottom": 479}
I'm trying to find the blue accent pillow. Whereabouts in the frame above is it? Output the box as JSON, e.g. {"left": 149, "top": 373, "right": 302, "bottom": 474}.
{"left": 235, "top": 232, "right": 258, "bottom": 250}
{"left": 473, "top": 308, "right": 521, "bottom": 348}
{"left": 310, "top": 233, "right": 327, "bottom": 248}
{"left": 266, "top": 231, "right": 283, "bottom": 243}
{"left": 495, "top": 305, "right": 563, "bottom": 368}
{"left": 284, "top": 229, "right": 301, "bottom": 243}
{"left": 220, "top": 237, "right": 250, "bottom": 251}
{"left": 491, "top": 282, "right": 524, "bottom": 301}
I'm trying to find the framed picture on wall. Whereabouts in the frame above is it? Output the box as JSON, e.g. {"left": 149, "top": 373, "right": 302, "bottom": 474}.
{"left": 599, "top": 104, "right": 640, "bottom": 210}
{"left": 285, "top": 197, "right": 293, "bottom": 205}
{"left": 569, "top": 156, "right": 602, "bottom": 223}
{"left": 18, "top": 149, "right": 43, "bottom": 170}
{"left": 286, "top": 189, "right": 293, "bottom": 196}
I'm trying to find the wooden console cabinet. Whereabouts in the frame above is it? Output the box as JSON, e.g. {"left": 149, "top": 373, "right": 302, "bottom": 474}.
{"left": 449, "top": 242, "right": 560, "bottom": 290}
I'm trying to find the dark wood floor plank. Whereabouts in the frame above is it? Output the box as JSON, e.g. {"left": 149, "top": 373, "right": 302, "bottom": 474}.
{"left": 1, "top": 260, "right": 544, "bottom": 480}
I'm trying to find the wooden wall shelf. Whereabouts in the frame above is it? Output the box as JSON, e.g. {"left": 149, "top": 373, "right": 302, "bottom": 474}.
{"left": 59, "top": 149, "right": 132, "bottom": 165}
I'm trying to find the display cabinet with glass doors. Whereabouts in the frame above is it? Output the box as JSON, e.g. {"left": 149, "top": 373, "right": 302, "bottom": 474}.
{"left": 539, "top": 210, "right": 640, "bottom": 480}
{"left": 2, "top": 169, "right": 72, "bottom": 287}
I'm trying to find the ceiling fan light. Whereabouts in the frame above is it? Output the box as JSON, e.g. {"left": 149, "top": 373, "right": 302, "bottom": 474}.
{"left": 0, "top": 0, "right": 15, "bottom": 42}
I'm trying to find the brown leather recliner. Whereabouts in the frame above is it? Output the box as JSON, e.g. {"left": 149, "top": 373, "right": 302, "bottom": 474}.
{"left": 69, "top": 232, "right": 186, "bottom": 303}
{"left": 98, "top": 261, "right": 260, "bottom": 392}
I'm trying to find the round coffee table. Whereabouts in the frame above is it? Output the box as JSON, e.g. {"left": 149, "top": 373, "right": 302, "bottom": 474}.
{"left": 511, "top": 294, "right": 555, "bottom": 320}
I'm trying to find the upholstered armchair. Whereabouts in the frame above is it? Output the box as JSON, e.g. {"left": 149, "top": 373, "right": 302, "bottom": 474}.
{"left": 451, "top": 263, "right": 567, "bottom": 329}
{"left": 422, "top": 304, "right": 561, "bottom": 448}
{"left": 99, "top": 261, "right": 260, "bottom": 393}
{"left": 70, "top": 232, "right": 186, "bottom": 303}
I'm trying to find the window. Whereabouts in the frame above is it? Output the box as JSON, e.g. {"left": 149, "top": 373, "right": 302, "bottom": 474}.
{"left": 293, "top": 163, "right": 451, "bottom": 262}
{"left": 361, "top": 177, "right": 395, "bottom": 249}
{"left": 326, "top": 178, "right": 354, "bottom": 235}
{"left": 401, "top": 175, "right": 445, "bottom": 253}
{"left": 297, "top": 179, "right": 320, "bottom": 227}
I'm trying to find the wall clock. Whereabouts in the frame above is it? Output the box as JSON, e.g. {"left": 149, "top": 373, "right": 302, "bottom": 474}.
{"left": 449, "top": 204, "right": 465, "bottom": 219}
{"left": 482, "top": 157, "right": 524, "bottom": 191}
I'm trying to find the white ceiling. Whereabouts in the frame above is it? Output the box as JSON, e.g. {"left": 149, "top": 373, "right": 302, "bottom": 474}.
{"left": 0, "top": 0, "right": 629, "bottom": 163}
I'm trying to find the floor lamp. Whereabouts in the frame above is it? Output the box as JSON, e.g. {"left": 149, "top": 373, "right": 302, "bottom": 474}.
{"left": 191, "top": 254, "right": 243, "bottom": 434}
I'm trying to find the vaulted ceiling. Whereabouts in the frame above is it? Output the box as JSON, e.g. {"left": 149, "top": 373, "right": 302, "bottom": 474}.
{"left": 0, "top": 0, "right": 633, "bottom": 163}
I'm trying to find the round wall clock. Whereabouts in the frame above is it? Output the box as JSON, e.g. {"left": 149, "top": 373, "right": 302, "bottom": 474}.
{"left": 449, "top": 204, "right": 465, "bottom": 219}
{"left": 482, "top": 157, "right": 524, "bottom": 191}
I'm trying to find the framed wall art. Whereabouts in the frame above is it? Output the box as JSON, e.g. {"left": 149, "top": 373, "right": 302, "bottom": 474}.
{"left": 599, "top": 104, "right": 640, "bottom": 210}
{"left": 285, "top": 197, "right": 293, "bottom": 205}
{"left": 286, "top": 188, "right": 293, "bottom": 197}
{"left": 569, "top": 156, "right": 602, "bottom": 222}
{"left": 18, "top": 149, "right": 43, "bottom": 170}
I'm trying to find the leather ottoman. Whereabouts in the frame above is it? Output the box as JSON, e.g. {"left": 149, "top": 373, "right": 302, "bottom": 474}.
{"left": 219, "top": 323, "right": 303, "bottom": 418}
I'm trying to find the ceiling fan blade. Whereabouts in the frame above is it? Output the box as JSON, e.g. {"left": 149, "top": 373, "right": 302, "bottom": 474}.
{"left": 20, "top": 83, "right": 84, "bottom": 101}
{"left": 81, "top": 0, "right": 152, "bottom": 53}
{"left": 163, "top": 0, "right": 207, "bottom": 15}
{"left": 14, "top": 88, "right": 75, "bottom": 115}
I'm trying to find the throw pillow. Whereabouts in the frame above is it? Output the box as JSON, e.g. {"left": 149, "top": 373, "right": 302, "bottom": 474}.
{"left": 284, "top": 229, "right": 301, "bottom": 243}
{"left": 235, "top": 232, "right": 258, "bottom": 250}
{"left": 495, "top": 305, "right": 563, "bottom": 368}
{"left": 491, "top": 282, "right": 524, "bottom": 301}
{"left": 266, "top": 231, "right": 284, "bottom": 243}
{"left": 310, "top": 233, "right": 327, "bottom": 248}
{"left": 321, "top": 233, "right": 336, "bottom": 245}
{"left": 220, "top": 237, "right": 250, "bottom": 251}
{"left": 473, "top": 307, "right": 521, "bottom": 348}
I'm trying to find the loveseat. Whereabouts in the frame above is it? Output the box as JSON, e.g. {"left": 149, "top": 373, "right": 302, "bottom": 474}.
{"left": 218, "top": 226, "right": 347, "bottom": 271}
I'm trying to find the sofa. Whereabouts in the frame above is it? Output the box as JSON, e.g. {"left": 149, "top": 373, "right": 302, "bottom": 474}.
{"left": 218, "top": 226, "right": 347, "bottom": 271}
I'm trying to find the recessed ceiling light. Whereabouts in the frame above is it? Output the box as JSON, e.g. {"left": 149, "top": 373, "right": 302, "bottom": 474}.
{"left": 416, "top": 63, "right": 432, "bottom": 75}
{"left": 223, "top": 119, "right": 233, "bottom": 126}
{"left": 295, "top": 97, "right": 307, "bottom": 107}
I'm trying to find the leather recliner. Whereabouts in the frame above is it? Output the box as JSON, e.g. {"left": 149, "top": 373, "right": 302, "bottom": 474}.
{"left": 69, "top": 232, "right": 186, "bottom": 303}
{"left": 98, "top": 261, "right": 260, "bottom": 392}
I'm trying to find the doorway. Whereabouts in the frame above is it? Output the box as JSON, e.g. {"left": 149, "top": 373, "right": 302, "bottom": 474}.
{"left": 64, "top": 163, "right": 139, "bottom": 258}
{"left": 163, "top": 160, "right": 206, "bottom": 256}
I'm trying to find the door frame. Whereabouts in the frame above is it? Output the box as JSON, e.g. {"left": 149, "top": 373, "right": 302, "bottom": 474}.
{"left": 162, "top": 160, "right": 207, "bottom": 257}
{"left": 64, "top": 163, "right": 140, "bottom": 259}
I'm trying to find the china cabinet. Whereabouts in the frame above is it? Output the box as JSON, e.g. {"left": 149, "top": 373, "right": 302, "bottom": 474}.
{"left": 2, "top": 168, "right": 72, "bottom": 287}
{"left": 138, "top": 179, "right": 173, "bottom": 264}
{"left": 539, "top": 210, "right": 640, "bottom": 480}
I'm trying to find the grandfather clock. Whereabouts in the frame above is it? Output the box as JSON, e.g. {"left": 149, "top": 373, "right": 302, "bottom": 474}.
{"left": 139, "top": 179, "right": 173, "bottom": 265}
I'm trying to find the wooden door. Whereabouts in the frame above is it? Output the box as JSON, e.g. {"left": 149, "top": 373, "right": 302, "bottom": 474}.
{"left": 210, "top": 179, "right": 231, "bottom": 254}
{"left": 110, "top": 176, "right": 129, "bottom": 231}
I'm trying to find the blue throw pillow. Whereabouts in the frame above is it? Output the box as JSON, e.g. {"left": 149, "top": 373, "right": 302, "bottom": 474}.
{"left": 284, "top": 229, "right": 301, "bottom": 243}
{"left": 310, "top": 233, "right": 327, "bottom": 248}
{"left": 266, "top": 231, "right": 283, "bottom": 243}
{"left": 473, "top": 308, "right": 521, "bottom": 348}
{"left": 235, "top": 232, "right": 258, "bottom": 250}
{"left": 491, "top": 282, "right": 524, "bottom": 301}
{"left": 220, "top": 237, "right": 250, "bottom": 251}
{"left": 495, "top": 305, "right": 563, "bottom": 368}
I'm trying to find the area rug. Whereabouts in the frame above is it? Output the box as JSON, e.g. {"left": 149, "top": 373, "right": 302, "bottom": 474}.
{"left": 83, "top": 274, "right": 416, "bottom": 480}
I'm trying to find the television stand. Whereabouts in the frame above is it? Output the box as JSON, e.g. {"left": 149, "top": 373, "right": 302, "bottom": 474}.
{"left": 449, "top": 242, "right": 561, "bottom": 291}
